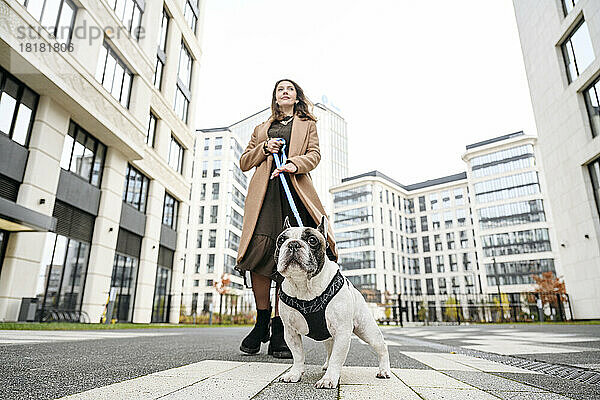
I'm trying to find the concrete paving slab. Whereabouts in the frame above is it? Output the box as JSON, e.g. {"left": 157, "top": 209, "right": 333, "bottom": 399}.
{"left": 412, "top": 387, "right": 502, "bottom": 399}
{"left": 392, "top": 368, "right": 473, "bottom": 389}
{"left": 401, "top": 351, "right": 479, "bottom": 371}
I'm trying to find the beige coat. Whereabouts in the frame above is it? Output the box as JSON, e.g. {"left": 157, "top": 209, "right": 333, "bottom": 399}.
{"left": 236, "top": 115, "right": 338, "bottom": 264}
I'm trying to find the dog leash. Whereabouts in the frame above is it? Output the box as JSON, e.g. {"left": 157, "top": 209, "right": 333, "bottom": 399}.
{"left": 271, "top": 138, "right": 303, "bottom": 227}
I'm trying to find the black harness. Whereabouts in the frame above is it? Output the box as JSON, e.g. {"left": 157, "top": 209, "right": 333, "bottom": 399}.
{"left": 279, "top": 270, "right": 346, "bottom": 341}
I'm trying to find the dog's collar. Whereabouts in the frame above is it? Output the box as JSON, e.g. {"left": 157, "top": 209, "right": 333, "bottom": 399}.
{"left": 279, "top": 270, "right": 346, "bottom": 315}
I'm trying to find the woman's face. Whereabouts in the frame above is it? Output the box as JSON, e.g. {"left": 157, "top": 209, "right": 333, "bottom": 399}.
{"left": 275, "top": 81, "right": 297, "bottom": 108}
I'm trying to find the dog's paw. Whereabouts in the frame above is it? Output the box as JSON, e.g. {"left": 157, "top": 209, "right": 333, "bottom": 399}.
{"left": 315, "top": 376, "right": 338, "bottom": 389}
{"left": 376, "top": 368, "right": 391, "bottom": 379}
{"left": 321, "top": 362, "right": 328, "bottom": 371}
{"left": 279, "top": 369, "right": 303, "bottom": 383}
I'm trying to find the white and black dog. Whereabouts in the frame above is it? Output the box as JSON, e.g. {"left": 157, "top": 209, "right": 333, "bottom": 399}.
{"left": 275, "top": 215, "right": 391, "bottom": 389}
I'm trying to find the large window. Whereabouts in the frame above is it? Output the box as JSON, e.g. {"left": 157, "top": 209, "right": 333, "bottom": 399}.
{"left": 471, "top": 144, "right": 534, "bottom": 168}
{"left": 230, "top": 208, "right": 243, "bottom": 230}
{"left": 339, "top": 250, "right": 375, "bottom": 270}
{"left": 154, "top": 7, "right": 169, "bottom": 90}
{"left": 486, "top": 259, "right": 555, "bottom": 286}
{"left": 334, "top": 206, "right": 373, "bottom": 228}
{"left": 168, "top": 135, "right": 184, "bottom": 173}
{"left": 152, "top": 246, "right": 173, "bottom": 323}
{"left": 333, "top": 185, "right": 372, "bottom": 206}
{"left": 232, "top": 186, "right": 244, "bottom": 207}
{"left": 162, "top": 192, "right": 178, "bottom": 229}
{"left": 0, "top": 231, "right": 7, "bottom": 277}
{"left": 60, "top": 121, "right": 106, "bottom": 186}
{"left": 0, "top": 66, "right": 39, "bottom": 147}
{"left": 17, "top": 0, "right": 77, "bottom": 45}
{"left": 184, "top": 0, "right": 200, "bottom": 33}
{"left": 123, "top": 164, "right": 149, "bottom": 212}
{"left": 589, "top": 157, "right": 600, "bottom": 219}
{"left": 226, "top": 230, "right": 240, "bottom": 251}
{"left": 212, "top": 183, "right": 220, "bottom": 200}
{"left": 104, "top": 0, "right": 143, "bottom": 39}
{"left": 174, "top": 41, "right": 193, "bottom": 123}
{"left": 231, "top": 162, "right": 247, "bottom": 189}
{"left": 474, "top": 171, "right": 539, "bottom": 203}
{"left": 110, "top": 251, "right": 139, "bottom": 322}
{"left": 95, "top": 40, "right": 133, "bottom": 108}
{"left": 561, "top": 20, "right": 595, "bottom": 83}
{"left": 337, "top": 228, "right": 374, "bottom": 249}
{"left": 482, "top": 228, "right": 551, "bottom": 257}
{"left": 38, "top": 232, "right": 91, "bottom": 315}
{"left": 478, "top": 199, "right": 545, "bottom": 230}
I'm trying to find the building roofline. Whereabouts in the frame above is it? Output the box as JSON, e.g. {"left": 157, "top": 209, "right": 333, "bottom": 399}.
{"left": 340, "top": 170, "right": 467, "bottom": 192}
{"left": 197, "top": 127, "right": 230, "bottom": 133}
{"left": 227, "top": 107, "right": 270, "bottom": 128}
{"left": 465, "top": 131, "right": 524, "bottom": 150}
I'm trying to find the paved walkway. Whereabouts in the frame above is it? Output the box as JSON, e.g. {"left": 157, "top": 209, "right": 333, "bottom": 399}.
{"left": 59, "top": 356, "right": 564, "bottom": 400}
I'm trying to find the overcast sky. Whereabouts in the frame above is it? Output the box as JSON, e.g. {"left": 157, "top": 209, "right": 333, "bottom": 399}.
{"left": 195, "top": 0, "right": 536, "bottom": 185}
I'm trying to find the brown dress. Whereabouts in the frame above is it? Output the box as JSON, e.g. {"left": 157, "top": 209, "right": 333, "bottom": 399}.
{"left": 235, "top": 117, "right": 317, "bottom": 284}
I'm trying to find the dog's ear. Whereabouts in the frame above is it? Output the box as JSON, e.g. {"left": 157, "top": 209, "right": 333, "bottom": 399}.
{"left": 317, "top": 215, "right": 328, "bottom": 241}
{"left": 283, "top": 216, "right": 291, "bottom": 230}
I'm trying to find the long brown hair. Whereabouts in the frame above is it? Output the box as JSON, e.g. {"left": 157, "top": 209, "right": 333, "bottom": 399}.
{"left": 270, "top": 79, "right": 317, "bottom": 122}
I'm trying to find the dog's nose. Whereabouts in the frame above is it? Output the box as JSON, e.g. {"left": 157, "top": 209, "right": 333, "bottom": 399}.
{"left": 287, "top": 240, "right": 301, "bottom": 251}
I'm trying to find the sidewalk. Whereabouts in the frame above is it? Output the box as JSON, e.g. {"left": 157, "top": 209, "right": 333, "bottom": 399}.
{"left": 58, "top": 353, "right": 583, "bottom": 399}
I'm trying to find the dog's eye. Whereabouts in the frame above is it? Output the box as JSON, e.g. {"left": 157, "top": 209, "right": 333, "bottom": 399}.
{"left": 277, "top": 236, "right": 286, "bottom": 247}
{"left": 308, "top": 236, "right": 319, "bottom": 247}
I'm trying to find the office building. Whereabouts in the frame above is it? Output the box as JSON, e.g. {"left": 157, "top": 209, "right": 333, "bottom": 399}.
{"left": 331, "top": 132, "right": 561, "bottom": 321}
{"left": 0, "top": 0, "right": 205, "bottom": 323}
{"left": 513, "top": 0, "right": 600, "bottom": 318}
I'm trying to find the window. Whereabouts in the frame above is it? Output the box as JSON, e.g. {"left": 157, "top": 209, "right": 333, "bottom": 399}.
{"left": 456, "top": 209, "right": 467, "bottom": 227}
{"left": 198, "top": 206, "right": 204, "bottom": 224}
{"left": 210, "top": 205, "right": 218, "bottom": 223}
{"left": 418, "top": 196, "right": 426, "bottom": 212}
{"left": 168, "top": 135, "right": 184, "bottom": 173}
{"left": 226, "top": 231, "right": 240, "bottom": 251}
{"left": 486, "top": 259, "right": 555, "bottom": 286}
{"left": 199, "top": 183, "right": 206, "bottom": 201}
{"left": 214, "top": 136, "right": 223, "bottom": 155}
{"left": 154, "top": 8, "right": 169, "bottom": 89}
{"left": 202, "top": 160, "right": 208, "bottom": 178}
{"left": 196, "top": 230, "right": 202, "bottom": 248}
{"left": 232, "top": 186, "right": 244, "bottom": 208}
{"left": 441, "top": 191, "right": 450, "bottom": 208}
{"left": 184, "top": 0, "right": 200, "bottom": 33}
{"left": 147, "top": 112, "right": 157, "bottom": 147}
{"left": 195, "top": 254, "right": 201, "bottom": 273}
{"left": 430, "top": 194, "right": 439, "bottom": 210}
{"left": 584, "top": 76, "right": 600, "bottom": 138}
{"left": 162, "top": 192, "right": 178, "bottom": 229}
{"left": 18, "top": 0, "right": 77, "bottom": 45}
{"left": 230, "top": 209, "right": 243, "bottom": 230}
{"left": 436, "top": 255, "right": 444, "bottom": 273}
{"left": 454, "top": 188, "right": 464, "bottom": 205}
{"left": 444, "top": 211, "right": 453, "bottom": 228}
{"left": 426, "top": 278, "right": 434, "bottom": 295}
{"left": 474, "top": 171, "right": 539, "bottom": 203}
{"left": 208, "top": 229, "right": 216, "bottom": 248}
{"left": 339, "top": 250, "right": 375, "bottom": 270}
{"left": 95, "top": 40, "right": 133, "bottom": 108}
{"left": 0, "top": 66, "right": 39, "bottom": 147}
{"left": 562, "top": 20, "right": 595, "bottom": 83}
{"left": 174, "top": 41, "right": 193, "bottom": 122}
{"left": 123, "top": 164, "right": 149, "bottom": 212}
{"left": 420, "top": 216, "right": 428, "bottom": 232}
{"left": 212, "top": 183, "right": 220, "bottom": 200}
{"left": 337, "top": 228, "right": 374, "bottom": 249}
{"left": 424, "top": 257, "right": 432, "bottom": 274}
{"left": 207, "top": 254, "right": 215, "bottom": 273}
{"left": 482, "top": 228, "right": 551, "bottom": 257}
{"left": 561, "top": 0, "right": 579, "bottom": 17}
{"left": 110, "top": 251, "right": 139, "bottom": 322}
{"left": 449, "top": 254, "right": 458, "bottom": 271}
{"left": 477, "top": 200, "right": 546, "bottom": 229}
{"left": 213, "top": 159, "right": 221, "bottom": 177}
{"left": 438, "top": 277, "right": 447, "bottom": 295}
{"left": 432, "top": 213, "right": 441, "bottom": 229}
{"left": 60, "top": 121, "right": 106, "bottom": 186}
{"left": 446, "top": 232, "right": 455, "bottom": 250}
{"left": 104, "top": 0, "right": 143, "bottom": 39}
{"left": 333, "top": 185, "right": 372, "bottom": 206}
{"left": 590, "top": 158, "right": 600, "bottom": 219}
{"left": 434, "top": 234, "right": 442, "bottom": 251}
{"left": 422, "top": 236, "right": 430, "bottom": 252}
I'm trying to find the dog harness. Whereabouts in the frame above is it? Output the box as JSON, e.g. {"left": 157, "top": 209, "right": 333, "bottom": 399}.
{"left": 279, "top": 270, "right": 347, "bottom": 341}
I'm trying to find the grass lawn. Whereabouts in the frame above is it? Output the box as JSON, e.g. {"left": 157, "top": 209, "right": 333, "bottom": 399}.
{"left": 0, "top": 322, "right": 252, "bottom": 330}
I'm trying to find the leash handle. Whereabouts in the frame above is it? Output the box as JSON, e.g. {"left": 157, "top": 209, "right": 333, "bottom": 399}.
{"left": 272, "top": 138, "right": 303, "bottom": 227}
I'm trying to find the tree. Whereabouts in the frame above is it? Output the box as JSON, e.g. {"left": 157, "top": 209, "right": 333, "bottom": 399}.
{"left": 531, "top": 272, "right": 566, "bottom": 305}
{"left": 444, "top": 297, "right": 458, "bottom": 321}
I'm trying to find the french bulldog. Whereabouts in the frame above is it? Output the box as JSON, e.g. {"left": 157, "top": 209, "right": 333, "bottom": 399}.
{"left": 275, "top": 215, "right": 391, "bottom": 389}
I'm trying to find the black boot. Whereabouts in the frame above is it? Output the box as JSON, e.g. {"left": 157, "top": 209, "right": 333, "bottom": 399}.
{"left": 268, "top": 316, "right": 292, "bottom": 359}
{"left": 240, "top": 308, "right": 271, "bottom": 354}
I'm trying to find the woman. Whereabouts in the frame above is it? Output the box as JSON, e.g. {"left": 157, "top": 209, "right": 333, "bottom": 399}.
{"left": 235, "top": 79, "right": 338, "bottom": 358}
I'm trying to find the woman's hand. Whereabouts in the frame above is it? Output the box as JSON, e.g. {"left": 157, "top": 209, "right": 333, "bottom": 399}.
{"left": 266, "top": 139, "right": 283, "bottom": 154}
{"left": 270, "top": 162, "right": 298, "bottom": 179}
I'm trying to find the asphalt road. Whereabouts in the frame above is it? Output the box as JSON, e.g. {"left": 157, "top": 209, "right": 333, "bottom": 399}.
{"left": 1, "top": 324, "right": 599, "bottom": 400}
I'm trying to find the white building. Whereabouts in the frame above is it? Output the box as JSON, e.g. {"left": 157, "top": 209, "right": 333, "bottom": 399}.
{"left": 513, "top": 0, "right": 600, "bottom": 319}
{"left": 0, "top": 0, "right": 205, "bottom": 323}
{"left": 331, "top": 132, "right": 561, "bottom": 322}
